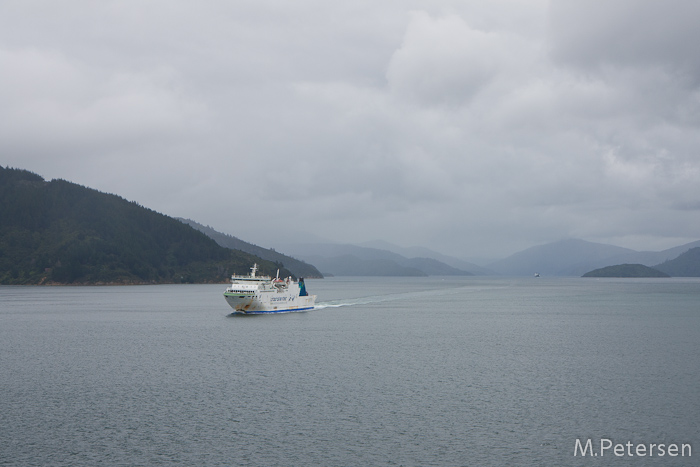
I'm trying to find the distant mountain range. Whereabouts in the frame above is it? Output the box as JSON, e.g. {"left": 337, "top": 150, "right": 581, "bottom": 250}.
{"left": 4, "top": 166, "right": 699, "bottom": 282}
{"left": 178, "top": 219, "right": 322, "bottom": 278}
{"left": 358, "top": 240, "right": 495, "bottom": 275}
{"left": 487, "top": 238, "right": 700, "bottom": 276}
{"left": 276, "top": 243, "right": 477, "bottom": 277}
{"left": 273, "top": 238, "right": 700, "bottom": 278}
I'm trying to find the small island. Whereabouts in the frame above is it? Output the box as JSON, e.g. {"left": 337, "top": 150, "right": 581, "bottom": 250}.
{"left": 582, "top": 264, "right": 670, "bottom": 278}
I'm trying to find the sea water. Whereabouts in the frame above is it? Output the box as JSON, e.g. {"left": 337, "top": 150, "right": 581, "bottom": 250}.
{"left": 1, "top": 277, "right": 699, "bottom": 466}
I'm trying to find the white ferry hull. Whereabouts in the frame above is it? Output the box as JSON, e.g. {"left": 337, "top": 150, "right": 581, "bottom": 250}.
{"left": 223, "top": 264, "right": 316, "bottom": 314}
{"left": 224, "top": 293, "right": 316, "bottom": 314}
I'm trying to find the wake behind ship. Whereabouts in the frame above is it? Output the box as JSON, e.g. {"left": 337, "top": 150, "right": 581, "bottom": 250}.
{"left": 223, "top": 264, "right": 316, "bottom": 314}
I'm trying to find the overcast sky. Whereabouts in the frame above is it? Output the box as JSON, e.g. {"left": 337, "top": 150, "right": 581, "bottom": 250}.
{"left": 2, "top": 0, "right": 699, "bottom": 259}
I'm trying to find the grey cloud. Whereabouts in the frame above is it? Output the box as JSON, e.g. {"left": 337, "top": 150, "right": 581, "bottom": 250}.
{"left": 386, "top": 12, "right": 501, "bottom": 107}
{"left": 548, "top": 0, "right": 700, "bottom": 73}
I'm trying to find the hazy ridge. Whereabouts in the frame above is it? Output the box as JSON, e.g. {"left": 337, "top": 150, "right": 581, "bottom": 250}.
{"left": 655, "top": 247, "right": 700, "bottom": 277}
{"left": 178, "top": 218, "right": 323, "bottom": 278}
{"left": 488, "top": 238, "right": 700, "bottom": 277}
{"left": 276, "top": 243, "right": 475, "bottom": 277}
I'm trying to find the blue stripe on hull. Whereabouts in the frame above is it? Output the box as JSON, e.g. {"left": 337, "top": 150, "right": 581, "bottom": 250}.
{"left": 231, "top": 306, "right": 315, "bottom": 315}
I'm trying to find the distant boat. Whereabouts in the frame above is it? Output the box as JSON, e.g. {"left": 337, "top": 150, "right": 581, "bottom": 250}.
{"left": 534, "top": 273, "right": 540, "bottom": 277}
{"left": 224, "top": 264, "right": 316, "bottom": 314}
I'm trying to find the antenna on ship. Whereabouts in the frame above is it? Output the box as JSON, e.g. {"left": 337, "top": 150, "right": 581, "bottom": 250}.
{"left": 251, "top": 264, "right": 258, "bottom": 278}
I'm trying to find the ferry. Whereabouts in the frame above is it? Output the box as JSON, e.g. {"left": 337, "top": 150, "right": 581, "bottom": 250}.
{"left": 223, "top": 264, "right": 316, "bottom": 314}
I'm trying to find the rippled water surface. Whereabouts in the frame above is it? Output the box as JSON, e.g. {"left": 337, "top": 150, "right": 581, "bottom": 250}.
{"left": 2, "top": 277, "right": 699, "bottom": 466}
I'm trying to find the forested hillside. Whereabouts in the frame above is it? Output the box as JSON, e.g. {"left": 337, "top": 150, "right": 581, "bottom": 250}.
{"left": 0, "top": 167, "right": 288, "bottom": 284}
{"left": 582, "top": 264, "right": 669, "bottom": 278}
